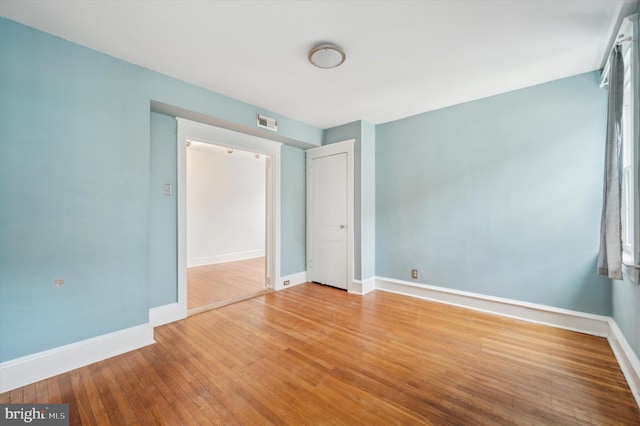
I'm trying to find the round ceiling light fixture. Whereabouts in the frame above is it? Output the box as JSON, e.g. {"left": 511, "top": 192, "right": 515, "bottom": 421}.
{"left": 308, "top": 44, "right": 346, "bottom": 69}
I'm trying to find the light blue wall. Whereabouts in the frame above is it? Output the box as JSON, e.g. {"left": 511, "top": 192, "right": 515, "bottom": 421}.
{"left": 149, "top": 112, "right": 178, "bottom": 307}
{"left": 360, "top": 121, "right": 376, "bottom": 280}
{"left": 376, "top": 71, "right": 612, "bottom": 315}
{"left": 0, "top": 18, "right": 319, "bottom": 361}
{"left": 281, "top": 145, "right": 307, "bottom": 276}
{"left": 2, "top": 14, "right": 635, "bottom": 365}
{"left": 613, "top": 277, "right": 640, "bottom": 358}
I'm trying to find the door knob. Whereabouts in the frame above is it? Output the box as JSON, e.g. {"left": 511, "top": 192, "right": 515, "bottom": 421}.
{"left": 340, "top": 225, "right": 345, "bottom": 229}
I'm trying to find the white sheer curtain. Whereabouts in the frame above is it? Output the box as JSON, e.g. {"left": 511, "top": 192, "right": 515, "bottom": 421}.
{"left": 598, "top": 45, "right": 624, "bottom": 280}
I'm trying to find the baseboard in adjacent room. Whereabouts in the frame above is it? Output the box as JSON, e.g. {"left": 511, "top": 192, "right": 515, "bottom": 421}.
{"left": 187, "top": 249, "right": 265, "bottom": 268}
{"left": 0, "top": 324, "right": 154, "bottom": 393}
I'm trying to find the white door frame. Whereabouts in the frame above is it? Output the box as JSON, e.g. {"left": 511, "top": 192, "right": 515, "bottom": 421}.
{"left": 306, "top": 139, "right": 355, "bottom": 292}
{"left": 177, "top": 118, "right": 282, "bottom": 317}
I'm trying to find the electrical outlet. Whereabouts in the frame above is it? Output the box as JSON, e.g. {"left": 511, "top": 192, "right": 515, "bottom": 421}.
{"left": 283, "top": 280, "right": 290, "bottom": 286}
{"left": 411, "top": 269, "right": 418, "bottom": 279}
{"left": 164, "top": 184, "right": 173, "bottom": 196}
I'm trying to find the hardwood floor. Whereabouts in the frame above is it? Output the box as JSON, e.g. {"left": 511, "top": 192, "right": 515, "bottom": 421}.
{"left": 2, "top": 283, "right": 638, "bottom": 425}
{"left": 187, "top": 257, "right": 267, "bottom": 312}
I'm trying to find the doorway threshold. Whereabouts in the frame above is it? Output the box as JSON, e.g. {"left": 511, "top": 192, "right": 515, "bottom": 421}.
{"left": 187, "top": 288, "right": 274, "bottom": 317}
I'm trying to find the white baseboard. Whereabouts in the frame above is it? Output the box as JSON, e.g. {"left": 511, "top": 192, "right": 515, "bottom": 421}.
{"left": 374, "top": 276, "right": 640, "bottom": 409}
{"left": 150, "top": 302, "right": 186, "bottom": 327}
{"left": 350, "top": 277, "right": 376, "bottom": 295}
{"left": 277, "top": 271, "right": 307, "bottom": 290}
{"left": 608, "top": 319, "right": 640, "bottom": 407}
{"left": 187, "top": 249, "right": 265, "bottom": 268}
{"left": 375, "top": 277, "right": 610, "bottom": 336}
{"left": 0, "top": 324, "right": 154, "bottom": 393}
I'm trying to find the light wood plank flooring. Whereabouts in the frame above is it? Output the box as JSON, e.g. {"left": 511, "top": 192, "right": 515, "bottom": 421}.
{"left": 2, "top": 283, "right": 638, "bottom": 425}
{"left": 188, "top": 257, "right": 268, "bottom": 313}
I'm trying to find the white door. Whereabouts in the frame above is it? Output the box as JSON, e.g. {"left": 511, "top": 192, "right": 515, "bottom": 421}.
{"left": 308, "top": 152, "right": 348, "bottom": 289}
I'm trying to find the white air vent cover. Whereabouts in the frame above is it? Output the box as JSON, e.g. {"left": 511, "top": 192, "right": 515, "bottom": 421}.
{"left": 257, "top": 114, "right": 278, "bottom": 132}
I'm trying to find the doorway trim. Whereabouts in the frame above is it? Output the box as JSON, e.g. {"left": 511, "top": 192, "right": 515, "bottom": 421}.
{"left": 306, "top": 139, "right": 355, "bottom": 292}
{"left": 177, "top": 118, "right": 282, "bottom": 317}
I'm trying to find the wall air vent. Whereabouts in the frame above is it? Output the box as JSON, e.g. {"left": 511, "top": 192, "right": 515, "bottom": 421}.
{"left": 257, "top": 114, "right": 278, "bottom": 132}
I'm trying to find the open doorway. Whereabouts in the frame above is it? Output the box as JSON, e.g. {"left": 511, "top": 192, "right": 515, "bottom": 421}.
{"left": 186, "top": 141, "right": 270, "bottom": 313}
{"left": 176, "top": 118, "right": 282, "bottom": 317}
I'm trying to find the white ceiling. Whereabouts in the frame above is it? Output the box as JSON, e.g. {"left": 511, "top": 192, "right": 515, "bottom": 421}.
{"left": 0, "top": 0, "right": 637, "bottom": 129}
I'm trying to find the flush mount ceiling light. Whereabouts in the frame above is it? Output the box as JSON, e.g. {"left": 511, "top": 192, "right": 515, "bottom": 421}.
{"left": 308, "top": 44, "right": 346, "bottom": 69}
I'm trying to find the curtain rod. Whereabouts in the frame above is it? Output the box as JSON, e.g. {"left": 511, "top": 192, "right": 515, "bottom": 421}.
{"left": 615, "top": 36, "right": 635, "bottom": 45}
{"left": 600, "top": 13, "right": 639, "bottom": 88}
{"left": 600, "top": 40, "right": 632, "bottom": 88}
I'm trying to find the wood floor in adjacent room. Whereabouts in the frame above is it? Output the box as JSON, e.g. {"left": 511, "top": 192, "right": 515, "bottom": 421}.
{"left": 187, "top": 257, "right": 267, "bottom": 312}
{"left": 2, "top": 283, "right": 638, "bottom": 425}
